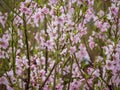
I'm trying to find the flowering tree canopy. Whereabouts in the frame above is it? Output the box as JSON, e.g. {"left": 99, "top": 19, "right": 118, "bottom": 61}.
{"left": 0, "top": 0, "right": 120, "bottom": 90}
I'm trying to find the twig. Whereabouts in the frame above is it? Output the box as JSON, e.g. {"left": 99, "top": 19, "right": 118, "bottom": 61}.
{"left": 74, "top": 54, "right": 94, "bottom": 90}
{"left": 23, "top": 14, "right": 31, "bottom": 90}
{"left": 39, "top": 61, "right": 59, "bottom": 90}
{"left": 44, "top": 16, "right": 48, "bottom": 73}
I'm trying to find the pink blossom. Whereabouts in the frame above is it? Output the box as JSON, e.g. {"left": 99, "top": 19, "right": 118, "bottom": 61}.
{"left": 88, "top": 36, "right": 96, "bottom": 49}
{"left": 0, "top": 0, "right": 120, "bottom": 89}
{"left": 110, "top": 4, "right": 119, "bottom": 16}
{"left": 0, "top": 76, "right": 9, "bottom": 86}
{"left": 45, "top": 40, "right": 54, "bottom": 50}
{"left": 70, "top": 80, "right": 80, "bottom": 90}
{"left": 0, "top": 12, "right": 7, "bottom": 28}
{"left": 61, "top": 48, "right": 67, "bottom": 55}
{"left": 56, "top": 84, "right": 63, "bottom": 90}
{"left": 89, "top": 41, "right": 96, "bottom": 49}
{"left": 0, "top": 38, "right": 9, "bottom": 49}
{"left": 43, "top": 85, "right": 50, "bottom": 90}
{"left": 20, "top": 3, "right": 28, "bottom": 14}
{"left": 78, "top": 24, "right": 87, "bottom": 37}
{"left": 33, "top": 8, "right": 44, "bottom": 27}
{"left": 70, "top": 34, "right": 80, "bottom": 44}
{"left": 48, "top": 0, "right": 58, "bottom": 5}
{"left": 105, "top": 60, "right": 114, "bottom": 70}
{"left": 18, "top": 39, "right": 23, "bottom": 48}
{"left": 93, "top": 69, "right": 100, "bottom": 77}
{"left": 42, "top": 7, "right": 49, "bottom": 15}
{"left": 0, "top": 50, "right": 5, "bottom": 59}
{"left": 70, "top": 46, "right": 76, "bottom": 54}
{"left": 98, "top": 10, "right": 104, "bottom": 17}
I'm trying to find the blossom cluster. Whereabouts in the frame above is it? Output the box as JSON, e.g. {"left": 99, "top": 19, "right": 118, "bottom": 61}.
{"left": 0, "top": 0, "right": 120, "bottom": 90}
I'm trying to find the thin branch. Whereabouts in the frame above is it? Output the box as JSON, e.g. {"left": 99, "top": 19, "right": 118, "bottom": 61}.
{"left": 39, "top": 61, "right": 59, "bottom": 90}
{"left": 23, "top": 14, "right": 31, "bottom": 90}
{"left": 44, "top": 16, "right": 48, "bottom": 73}
{"left": 74, "top": 54, "right": 94, "bottom": 90}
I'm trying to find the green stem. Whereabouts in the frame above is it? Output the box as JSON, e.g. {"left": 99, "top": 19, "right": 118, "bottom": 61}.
{"left": 11, "top": 23, "right": 16, "bottom": 75}
{"left": 67, "top": 57, "right": 73, "bottom": 90}
{"left": 44, "top": 16, "right": 48, "bottom": 73}
{"left": 23, "top": 14, "right": 31, "bottom": 90}
{"left": 53, "top": 68, "right": 57, "bottom": 90}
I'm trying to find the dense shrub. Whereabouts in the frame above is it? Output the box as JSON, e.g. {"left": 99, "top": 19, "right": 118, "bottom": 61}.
{"left": 0, "top": 0, "right": 120, "bottom": 90}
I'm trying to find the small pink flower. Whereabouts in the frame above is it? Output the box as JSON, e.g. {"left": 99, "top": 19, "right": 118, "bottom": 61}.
{"left": 39, "top": 69, "right": 46, "bottom": 76}
{"left": 89, "top": 41, "right": 96, "bottom": 50}
{"left": 0, "top": 38, "right": 9, "bottom": 49}
{"left": 48, "top": 0, "right": 58, "bottom": 5}
{"left": 0, "top": 50, "right": 5, "bottom": 59}
{"left": 0, "top": 13, "right": 7, "bottom": 28}
{"left": 70, "top": 46, "right": 76, "bottom": 54}
{"left": 93, "top": 69, "right": 100, "bottom": 77}
{"left": 42, "top": 7, "right": 49, "bottom": 14}
{"left": 0, "top": 76, "right": 9, "bottom": 85}
{"left": 20, "top": 3, "right": 28, "bottom": 14}
{"left": 43, "top": 85, "right": 50, "bottom": 90}
{"left": 110, "top": 4, "right": 119, "bottom": 16}
{"left": 88, "top": 79, "right": 93, "bottom": 86}
{"left": 18, "top": 39, "right": 23, "bottom": 48}
{"left": 56, "top": 84, "right": 63, "bottom": 90}
{"left": 105, "top": 60, "right": 114, "bottom": 70}
{"left": 98, "top": 10, "right": 104, "bottom": 17}
{"left": 70, "top": 35, "right": 80, "bottom": 44}
{"left": 33, "top": 9, "right": 44, "bottom": 27}
{"left": 61, "top": 48, "right": 67, "bottom": 55}
{"left": 0, "top": 16, "right": 6, "bottom": 27}
{"left": 45, "top": 40, "right": 54, "bottom": 50}
{"left": 75, "top": 51, "right": 81, "bottom": 59}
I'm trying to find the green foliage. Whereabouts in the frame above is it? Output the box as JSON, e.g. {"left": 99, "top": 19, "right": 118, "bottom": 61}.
{"left": 0, "top": 59, "right": 9, "bottom": 77}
